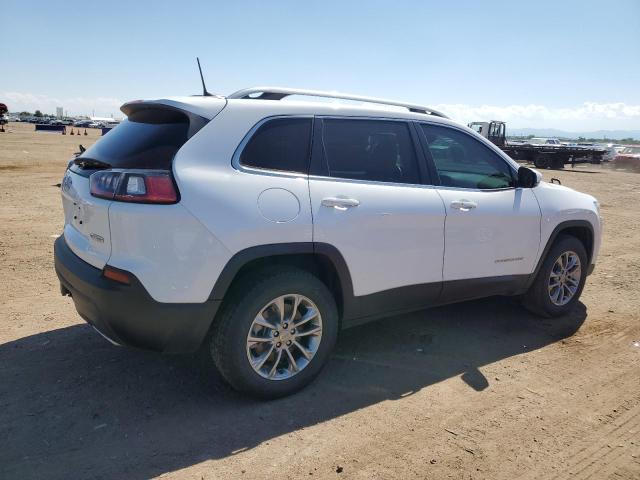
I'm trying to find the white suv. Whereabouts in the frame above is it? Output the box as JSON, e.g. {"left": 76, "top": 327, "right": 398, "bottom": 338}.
{"left": 54, "top": 87, "right": 602, "bottom": 398}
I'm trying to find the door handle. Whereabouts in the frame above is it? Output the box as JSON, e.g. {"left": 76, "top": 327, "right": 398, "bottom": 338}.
{"left": 321, "top": 197, "right": 360, "bottom": 210}
{"left": 450, "top": 199, "right": 477, "bottom": 211}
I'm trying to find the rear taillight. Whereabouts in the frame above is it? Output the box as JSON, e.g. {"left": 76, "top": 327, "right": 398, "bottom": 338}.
{"left": 90, "top": 170, "right": 178, "bottom": 204}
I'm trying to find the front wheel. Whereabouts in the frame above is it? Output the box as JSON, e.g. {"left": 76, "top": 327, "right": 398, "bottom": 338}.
{"left": 522, "top": 235, "right": 588, "bottom": 317}
{"left": 207, "top": 267, "right": 339, "bottom": 399}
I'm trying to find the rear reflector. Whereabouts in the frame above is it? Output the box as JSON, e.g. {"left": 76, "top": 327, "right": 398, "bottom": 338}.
{"left": 90, "top": 170, "right": 178, "bottom": 204}
{"left": 103, "top": 266, "right": 131, "bottom": 285}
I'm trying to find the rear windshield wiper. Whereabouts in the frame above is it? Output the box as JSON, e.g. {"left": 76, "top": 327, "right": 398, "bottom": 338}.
{"left": 73, "top": 157, "right": 111, "bottom": 170}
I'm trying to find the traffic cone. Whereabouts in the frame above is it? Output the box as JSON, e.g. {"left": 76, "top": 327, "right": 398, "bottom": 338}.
{"left": 84, "top": 129, "right": 88, "bottom": 136}
{"left": 62, "top": 127, "right": 66, "bottom": 135}
{"left": 70, "top": 128, "right": 75, "bottom": 135}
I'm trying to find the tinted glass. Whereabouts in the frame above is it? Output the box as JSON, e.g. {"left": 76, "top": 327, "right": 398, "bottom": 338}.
{"left": 240, "top": 118, "right": 312, "bottom": 173}
{"left": 76, "top": 109, "right": 190, "bottom": 170}
{"left": 322, "top": 119, "right": 420, "bottom": 184}
{"left": 421, "top": 124, "right": 515, "bottom": 189}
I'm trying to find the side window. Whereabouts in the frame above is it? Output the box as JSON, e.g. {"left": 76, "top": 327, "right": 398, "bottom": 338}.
{"left": 489, "top": 122, "right": 503, "bottom": 137}
{"left": 469, "top": 123, "right": 483, "bottom": 134}
{"left": 420, "top": 124, "right": 515, "bottom": 189}
{"left": 321, "top": 119, "right": 420, "bottom": 184}
{"left": 240, "top": 117, "right": 312, "bottom": 173}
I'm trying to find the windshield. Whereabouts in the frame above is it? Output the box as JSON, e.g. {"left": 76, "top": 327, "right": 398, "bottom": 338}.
{"left": 622, "top": 146, "right": 640, "bottom": 154}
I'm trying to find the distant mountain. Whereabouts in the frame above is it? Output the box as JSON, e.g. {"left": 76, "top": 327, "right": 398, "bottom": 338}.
{"left": 506, "top": 128, "right": 640, "bottom": 141}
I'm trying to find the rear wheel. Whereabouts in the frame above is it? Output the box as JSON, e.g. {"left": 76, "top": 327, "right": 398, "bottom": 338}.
{"left": 207, "top": 267, "right": 339, "bottom": 399}
{"left": 533, "top": 153, "right": 550, "bottom": 169}
{"left": 523, "top": 235, "right": 588, "bottom": 317}
{"left": 551, "top": 157, "right": 565, "bottom": 169}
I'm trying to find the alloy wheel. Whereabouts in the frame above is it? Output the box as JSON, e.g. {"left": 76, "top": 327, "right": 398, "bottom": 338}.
{"left": 246, "top": 294, "right": 323, "bottom": 380}
{"left": 548, "top": 251, "right": 582, "bottom": 306}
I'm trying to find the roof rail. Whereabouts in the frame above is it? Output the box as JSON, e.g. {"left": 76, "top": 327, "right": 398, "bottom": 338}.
{"left": 227, "top": 87, "right": 448, "bottom": 118}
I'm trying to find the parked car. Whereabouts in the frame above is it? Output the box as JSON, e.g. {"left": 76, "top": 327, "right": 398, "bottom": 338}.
{"left": 612, "top": 145, "right": 640, "bottom": 170}
{"left": 54, "top": 87, "right": 602, "bottom": 398}
{"left": 600, "top": 145, "right": 619, "bottom": 162}
{"left": 612, "top": 145, "right": 626, "bottom": 154}
{"left": 528, "top": 137, "right": 562, "bottom": 145}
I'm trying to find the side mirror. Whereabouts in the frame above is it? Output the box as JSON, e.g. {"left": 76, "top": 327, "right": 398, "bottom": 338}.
{"left": 517, "top": 166, "right": 541, "bottom": 188}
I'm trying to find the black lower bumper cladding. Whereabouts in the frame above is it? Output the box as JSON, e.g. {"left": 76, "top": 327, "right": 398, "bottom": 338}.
{"left": 54, "top": 236, "right": 220, "bottom": 353}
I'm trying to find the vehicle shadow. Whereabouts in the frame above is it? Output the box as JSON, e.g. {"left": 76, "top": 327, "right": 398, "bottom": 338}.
{"left": 557, "top": 168, "right": 602, "bottom": 174}
{"left": 0, "top": 297, "right": 586, "bottom": 479}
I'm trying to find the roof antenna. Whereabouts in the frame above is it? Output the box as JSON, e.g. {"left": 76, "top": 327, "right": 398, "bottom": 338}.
{"left": 197, "top": 57, "right": 212, "bottom": 97}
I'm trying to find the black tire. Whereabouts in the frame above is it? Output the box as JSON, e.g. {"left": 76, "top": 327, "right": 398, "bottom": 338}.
{"left": 207, "top": 266, "right": 339, "bottom": 399}
{"left": 522, "top": 234, "right": 588, "bottom": 318}
{"left": 533, "top": 153, "right": 550, "bottom": 169}
{"left": 551, "top": 157, "right": 565, "bottom": 169}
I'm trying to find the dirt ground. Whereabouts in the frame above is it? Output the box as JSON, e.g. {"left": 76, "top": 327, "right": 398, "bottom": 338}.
{"left": 1, "top": 122, "right": 639, "bottom": 480}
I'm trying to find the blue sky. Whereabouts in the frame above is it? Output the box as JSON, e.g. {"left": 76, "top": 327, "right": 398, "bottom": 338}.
{"left": 2, "top": 0, "right": 639, "bottom": 130}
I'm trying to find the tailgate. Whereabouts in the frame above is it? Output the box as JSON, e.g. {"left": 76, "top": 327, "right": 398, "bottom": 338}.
{"left": 61, "top": 169, "right": 112, "bottom": 269}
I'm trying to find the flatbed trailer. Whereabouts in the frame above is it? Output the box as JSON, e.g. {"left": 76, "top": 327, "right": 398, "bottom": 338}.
{"left": 468, "top": 120, "right": 606, "bottom": 169}
{"left": 499, "top": 143, "right": 606, "bottom": 169}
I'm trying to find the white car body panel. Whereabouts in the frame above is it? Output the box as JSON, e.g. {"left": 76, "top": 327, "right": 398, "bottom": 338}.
{"left": 173, "top": 104, "right": 314, "bottom": 263}
{"left": 533, "top": 182, "right": 602, "bottom": 266}
{"left": 436, "top": 187, "right": 541, "bottom": 280}
{"left": 107, "top": 202, "right": 230, "bottom": 303}
{"left": 61, "top": 171, "right": 112, "bottom": 269}
{"left": 309, "top": 179, "right": 445, "bottom": 296}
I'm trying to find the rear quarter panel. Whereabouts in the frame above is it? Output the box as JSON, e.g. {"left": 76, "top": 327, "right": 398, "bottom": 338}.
{"left": 170, "top": 103, "right": 314, "bottom": 297}
{"left": 107, "top": 202, "right": 230, "bottom": 303}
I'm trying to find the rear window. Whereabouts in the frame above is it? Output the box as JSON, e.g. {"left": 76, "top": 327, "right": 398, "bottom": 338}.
{"left": 240, "top": 117, "right": 312, "bottom": 173}
{"left": 73, "top": 108, "right": 192, "bottom": 171}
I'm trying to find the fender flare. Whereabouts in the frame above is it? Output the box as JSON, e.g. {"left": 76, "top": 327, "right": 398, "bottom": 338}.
{"left": 525, "top": 219, "right": 595, "bottom": 289}
{"left": 207, "top": 242, "right": 357, "bottom": 316}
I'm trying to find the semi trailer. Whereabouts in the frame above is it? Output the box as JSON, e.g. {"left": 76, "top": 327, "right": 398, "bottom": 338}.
{"left": 468, "top": 120, "right": 606, "bottom": 169}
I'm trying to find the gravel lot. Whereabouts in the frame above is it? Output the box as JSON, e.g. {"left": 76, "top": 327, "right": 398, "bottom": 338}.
{"left": 1, "top": 122, "right": 639, "bottom": 479}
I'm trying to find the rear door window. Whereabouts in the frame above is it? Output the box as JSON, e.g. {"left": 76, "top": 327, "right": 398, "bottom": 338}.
{"left": 420, "top": 124, "right": 515, "bottom": 189}
{"left": 320, "top": 119, "right": 420, "bottom": 184}
{"left": 240, "top": 117, "right": 312, "bottom": 173}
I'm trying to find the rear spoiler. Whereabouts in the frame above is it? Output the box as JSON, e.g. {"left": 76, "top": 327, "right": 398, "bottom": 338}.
{"left": 120, "top": 98, "right": 227, "bottom": 138}
{"left": 121, "top": 96, "right": 227, "bottom": 121}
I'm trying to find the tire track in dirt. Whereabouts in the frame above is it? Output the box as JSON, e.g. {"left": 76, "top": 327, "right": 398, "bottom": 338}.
{"left": 516, "top": 395, "right": 640, "bottom": 480}
{"left": 560, "top": 402, "right": 640, "bottom": 480}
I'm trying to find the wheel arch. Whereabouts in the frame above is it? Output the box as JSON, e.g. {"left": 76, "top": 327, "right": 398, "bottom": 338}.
{"left": 527, "top": 220, "right": 595, "bottom": 289}
{"left": 208, "top": 243, "right": 356, "bottom": 321}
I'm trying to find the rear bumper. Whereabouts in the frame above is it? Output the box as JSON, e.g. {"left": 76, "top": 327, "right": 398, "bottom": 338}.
{"left": 54, "top": 235, "right": 220, "bottom": 353}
